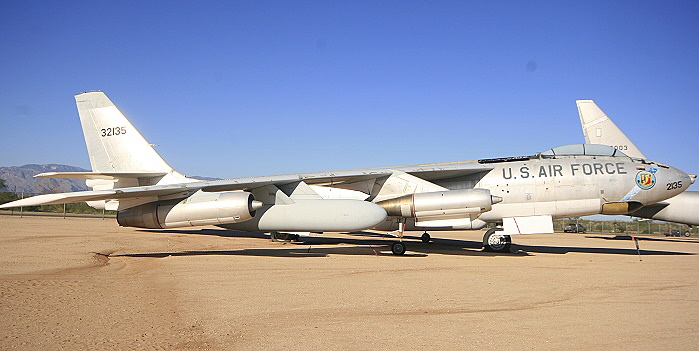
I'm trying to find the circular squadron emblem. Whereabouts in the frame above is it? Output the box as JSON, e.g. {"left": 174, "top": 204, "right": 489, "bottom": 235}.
{"left": 635, "top": 170, "right": 656, "bottom": 190}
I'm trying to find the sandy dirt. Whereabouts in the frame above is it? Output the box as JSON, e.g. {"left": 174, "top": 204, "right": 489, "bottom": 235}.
{"left": 0, "top": 215, "right": 697, "bottom": 350}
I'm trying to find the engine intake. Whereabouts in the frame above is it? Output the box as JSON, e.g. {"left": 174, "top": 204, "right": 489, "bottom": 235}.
{"left": 377, "top": 189, "right": 501, "bottom": 220}
{"left": 117, "top": 191, "right": 263, "bottom": 229}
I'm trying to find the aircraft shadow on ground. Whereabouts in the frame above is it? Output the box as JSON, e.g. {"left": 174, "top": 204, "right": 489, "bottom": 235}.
{"left": 138, "top": 228, "right": 268, "bottom": 239}
{"left": 116, "top": 229, "right": 694, "bottom": 259}
{"left": 585, "top": 235, "right": 699, "bottom": 244}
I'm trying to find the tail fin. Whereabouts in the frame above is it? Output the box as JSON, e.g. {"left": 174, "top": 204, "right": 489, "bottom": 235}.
{"left": 76, "top": 92, "right": 172, "bottom": 172}
{"left": 576, "top": 100, "right": 647, "bottom": 159}
{"left": 75, "top": 92, "right": 190, "bottom": 184}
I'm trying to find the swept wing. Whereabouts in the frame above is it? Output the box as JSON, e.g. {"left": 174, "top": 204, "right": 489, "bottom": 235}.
{"left": 0, "top": 163, "right": 493, "bottom": 208}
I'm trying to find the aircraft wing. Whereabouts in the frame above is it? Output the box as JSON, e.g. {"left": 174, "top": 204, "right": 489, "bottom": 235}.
{"left": 199, "top": 163, "right": 494, "bottom": 192}
{"left": 0, "top": 185, "right": 192, "bottom": 208}
{"left": 0, "top": 163, "right": 493, "bottom": 208}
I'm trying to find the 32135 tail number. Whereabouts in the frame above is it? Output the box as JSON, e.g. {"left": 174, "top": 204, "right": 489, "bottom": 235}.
{"left": 101, "top": 127, "right": 126, "bottom": 137}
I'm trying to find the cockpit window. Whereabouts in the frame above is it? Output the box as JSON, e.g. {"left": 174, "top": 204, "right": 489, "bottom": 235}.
{"left": 583, "top": 144, "right": 620, "bottom": 156}
{"left": 539, "top": 144, "right": 628, "bottom": 157}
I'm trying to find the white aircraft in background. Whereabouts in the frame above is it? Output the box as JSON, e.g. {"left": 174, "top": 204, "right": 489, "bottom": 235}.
{"left": 577, "top": 100, "right": 698, "bottom": 226}
{"left": 0, "top": 92, "right": 692, "bottom": 255}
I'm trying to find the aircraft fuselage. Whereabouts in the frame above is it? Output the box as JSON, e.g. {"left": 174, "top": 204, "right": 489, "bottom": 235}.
{"left": 373, "top": 155, "right": 689, "bottom": 231}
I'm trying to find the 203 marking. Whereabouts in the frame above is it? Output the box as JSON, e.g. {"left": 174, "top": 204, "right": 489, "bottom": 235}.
{"left": 101, "top": 127, "right": 126, "bottom": 137}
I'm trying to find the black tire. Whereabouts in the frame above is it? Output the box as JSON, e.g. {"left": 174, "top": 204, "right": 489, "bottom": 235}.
{"left": 421, "top": 232, "right": 431, "bottom": 243}
{"left": 391, "top": 242, "right": 406, "bottom": 255}
{"left": 482, "top": 228, "right": 512, "bottom": 253}
{"left": 685, "top": 232, "right": 691, "bottom": 237}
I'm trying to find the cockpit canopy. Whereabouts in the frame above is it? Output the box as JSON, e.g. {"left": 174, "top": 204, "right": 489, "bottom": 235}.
{"left": 478, "top": 144, "right": 631, "bottom": 164}
{"left": 538, "top": 144, "right": 628, "bottom": 158}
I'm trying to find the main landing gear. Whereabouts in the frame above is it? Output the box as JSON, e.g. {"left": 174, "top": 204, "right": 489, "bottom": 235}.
{"left": 389, "top": 227, "right": 431, "bottom": 255}
{"left": 389, "top": 221, "right": 408, "bottom": 256}
{"left": 482, "top": 228, "right": 511, "bottom": 253}
{"left": 389, "top": 227, "right": 512, "bottom": 255}
{"left": 391, "top": 242, "right": 406, "bottom": 255}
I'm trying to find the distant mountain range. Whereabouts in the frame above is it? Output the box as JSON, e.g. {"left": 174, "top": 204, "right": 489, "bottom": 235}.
{"left": 0, "top": 164, "right": 90, "bottom": 195}
{"left": 0, "top": 164, "right": 221, "bottom": 195}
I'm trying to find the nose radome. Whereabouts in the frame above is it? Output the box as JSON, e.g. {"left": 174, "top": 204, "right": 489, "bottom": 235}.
{"left": 680, "top": 168, "right": 691, "bottom": 182}
{"left": 670, "top": 167, "right": 692, "bottom": 192}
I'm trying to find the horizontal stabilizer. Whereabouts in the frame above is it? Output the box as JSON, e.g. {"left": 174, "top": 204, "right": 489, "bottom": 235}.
{"left": 35, "top": 172, "right": 168, "bottom": 180}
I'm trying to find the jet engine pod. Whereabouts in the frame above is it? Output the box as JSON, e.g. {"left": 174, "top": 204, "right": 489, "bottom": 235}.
{"left": 377, "top": 189, "right": 500, "bottom": 220}
{"left": 117, "top": 191, "right": 263, "bottom": 229}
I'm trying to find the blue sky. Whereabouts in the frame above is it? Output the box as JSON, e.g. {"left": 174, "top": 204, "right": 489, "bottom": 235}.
{"left": 1, "top": 1, "right": 698, "bottom": 190}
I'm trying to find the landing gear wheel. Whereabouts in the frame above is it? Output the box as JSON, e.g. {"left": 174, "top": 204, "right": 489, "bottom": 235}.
{"left": 482, "top": 228, "right": 511, "bottom": 253}
{"left": 391, "top": 242, "right": 406, "bottom": 256}
{"left": 421, "top": 232, "right": 431, "bottom": 243}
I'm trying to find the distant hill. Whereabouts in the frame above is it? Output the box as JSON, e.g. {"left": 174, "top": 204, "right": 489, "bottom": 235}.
{"left": 0, "top": 164, "right": 222, "bottom": 195}
{"left": 0, "top": 164, "right": 90, "bottom": 195}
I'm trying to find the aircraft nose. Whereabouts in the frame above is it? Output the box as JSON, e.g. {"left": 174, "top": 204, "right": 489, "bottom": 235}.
{"left": 643, "top": 165, "right": 692, "bottom": 205}
{"left": 667, "top": 167, "right": 692, "bottom": 196}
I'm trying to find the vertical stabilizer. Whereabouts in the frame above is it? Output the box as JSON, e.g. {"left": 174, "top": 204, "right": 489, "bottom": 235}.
{"left": 75, "top": 92, "right": 189, "bottom": 183}
{"left": 576, "top": 100, "right": 646, "bottom": 159}
{"left": 77, "top": 92, "right": 172, "bottom": 172}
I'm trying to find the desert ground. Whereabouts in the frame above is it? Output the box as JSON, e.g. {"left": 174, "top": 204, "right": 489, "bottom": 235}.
{"left": 0, "top": 214, "right": 697, "bottom": 350}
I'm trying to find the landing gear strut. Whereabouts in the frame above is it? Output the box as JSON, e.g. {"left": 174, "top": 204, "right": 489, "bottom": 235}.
{"left": 421, "top": 232, "right": 431, "bottom": 243}
{"left": 390, "top": 220, "right": 407, "bottom": 255}
{"left": 482, "top": 228, "right": 511, "bottom": 253}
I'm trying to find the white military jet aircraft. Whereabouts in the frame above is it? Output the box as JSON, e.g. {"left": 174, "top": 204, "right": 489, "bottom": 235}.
{"left": 577, "top": 100, "right": 698, "bottom": 226}
{"left": 0, "top": 92, "right": 692, "bottom": 254}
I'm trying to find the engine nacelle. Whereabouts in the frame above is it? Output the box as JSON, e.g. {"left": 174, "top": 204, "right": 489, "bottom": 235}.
{"left": 117, "top": 192, "right": 263, "bottom": 229}
{"left": 377, "top": 189, "right": 502, "bottom": 220}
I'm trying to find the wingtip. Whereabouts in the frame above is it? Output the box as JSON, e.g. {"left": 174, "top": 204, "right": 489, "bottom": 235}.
{"left": 34, "top": 172, "right": 55, "bottom": 178}
{"left": 0, "top": 202, "right": 18, "bottom": 209}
